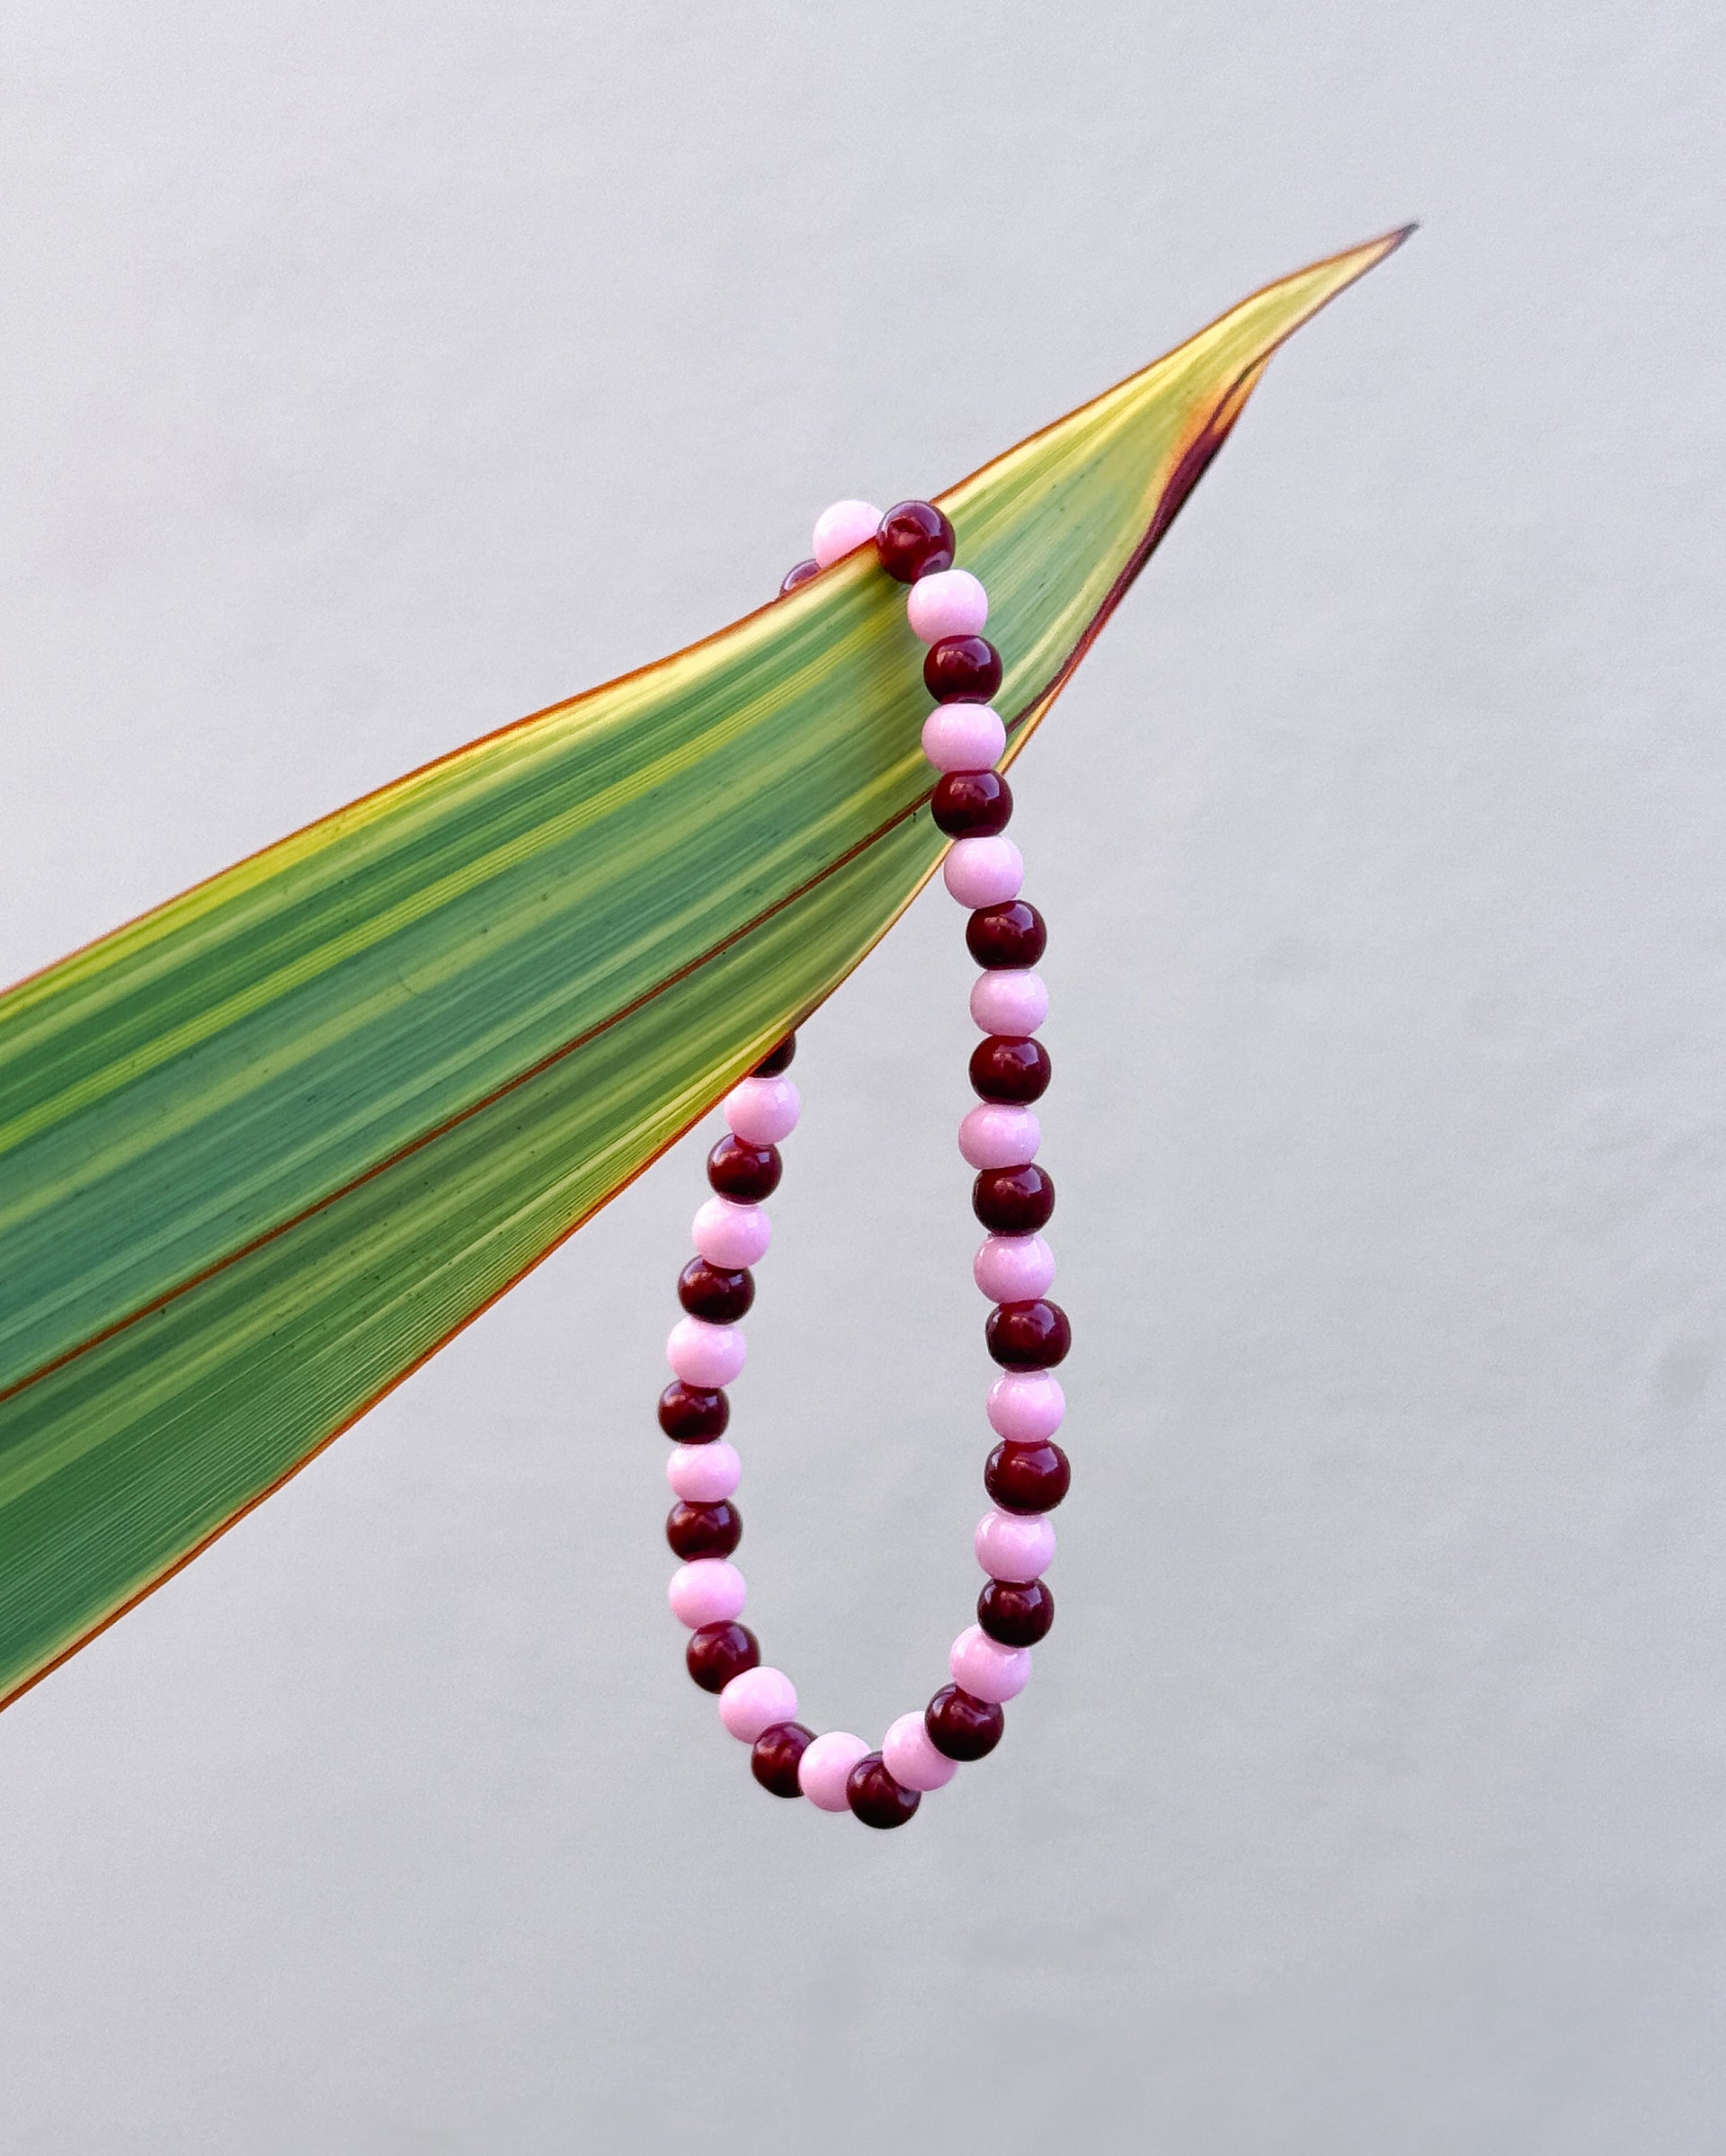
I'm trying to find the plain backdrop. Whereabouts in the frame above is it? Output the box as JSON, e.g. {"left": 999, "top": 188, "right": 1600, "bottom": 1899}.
{"left": 1, "top": 4, "right": 1722, "bottom": 2152}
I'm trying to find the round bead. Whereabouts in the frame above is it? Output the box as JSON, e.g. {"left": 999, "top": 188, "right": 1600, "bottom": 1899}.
{"left": 798, "top": 1730, "right": 871, "bottom": 1812}
{"left": 943, "top": 836, "right": 1025, "bottom": 910}
{"left": 666, "top": 1439, "right": 741, "bottom": 1501}
{"left": 973, "top": 1232, "right": 1054, "bottom": 1301}
{"left": 973, "top": 1163, "right": 1055, "bottom": 1234}
{"left": 667, "top": 1314, "right": 747, "bottom": 1388}
{"left": 986, "top": 1369, "right": 1066, "bottom": 1442}
{"left": 665, "top": 1499, "right": 742, "bottom": 1560}
{"left": 668, "top": 1558, "right": 747, "bottom": 1629}
{"left": 979, "top": 1576, "right": 1055, "bottom": 1647}
{"left": 932, "top": 769, "right": 1013, "bottom": 838}
{"left": 925, "top": 1684, "right": 1005, "bottom": 1761}
{"left": 847, "top": 1753, "right": 922, "bottom": 1828}
{"left": 779, "top": 558, "right": 819, "bottom": 594}
{"left": 812, "top": 499, "right": 883, "bottom": 567}
{"left": 970, "top": 1035, "right": 1051, "bottom": 1104}
{"left": 907, "top": 568, "right": 988, "bottom": 644}
{"left": 677, "top": 1257, "right": 754, "bottom": 1323}
{"left": 923, "top": 635, "right": 1002, "bottom": 704}
{"left": 969, "top": 967, "right": 1048, "bottom": 1036}
{"left": 883, "top": 1710, "right": 959, "bottom": 1792}
{"left": 691, "top": 1197, "right": 772, "bottom": 1269}
{"left": 658, "top": 1381, "right": 729, "bottom": 1442}
{"left": 753, "top": 1033, "right": 797, "bottom": 1076}
{"left": 987, "top": 1298, "right": 1071, "bottom": 1369}
{"left": 974, "top": 1507, "right": 1057, "bottom": 1581}
{"left": 718, "top": 1664, "right": 798, "bottom": 1742}
{"left": 725, "top": 1075, "right": 800, "bottom": 1145}
{"left": 921, "top": 703, "right": 1006, "bottom": 774}
{"left": 687, "top": 1620, "right": 761, "bottom": 1693}
{"left": 752, "top": 1720, "right": 814, "bottom": 1796}
{"left": 875, "top": 500, "right": 956, "bottom": 584}
{"left": 958, "top": 1105, "right": 1042, "bottom": 1172}
{"left": 707, "top": 1136, "right": 783, "bottom": 1201}
{"left": 985, "top": 1438, "right": 1072, "bottom": 1514}
{"left": 950, "top": 1624, "right": 1031, "bottom": 1703}
{"left": 966, "top": 901, "right": 1046, "bottom": 969}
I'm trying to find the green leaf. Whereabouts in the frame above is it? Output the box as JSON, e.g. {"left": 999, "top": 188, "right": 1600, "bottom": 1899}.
{"left": 0, "top": 228, "right": 1410, "bottom": 1709}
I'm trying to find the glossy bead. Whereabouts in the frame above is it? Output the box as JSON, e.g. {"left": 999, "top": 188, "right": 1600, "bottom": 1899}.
{"left": 907, "top": 568, "right": 988, "bottom": 644}
{"left": 718, "top": 1664, "right": 798, "bottom": 1742}
{"left": 666, "top": 1439, "right": 741, "bottom": 1501}
{"left": 969, "top": 1035, "right": 1051, "bottom": 1104}
{"left": 752, "top": 1720, "right": 814, "bottom": 1796}
{"left": 658, "top": 1381, "right": 729, "bottom": 1442}
{"left": 666, "top": 1499, "right": 742, "bottom": 1560}
{"left": 812, "top": 499, "right": 883, "bottom": 567}
{"left": 691, "top": 1197, "right": 771, "bottom": 1269}
{"left": 707, "top": 1135, "right": 783, "bottom": 1201}
{"left": 687, "top": 1620, "right": 761, "bottom": 1693}
{"left": 677, "top": 1256, "right": 754, "bottom": 1323}
{"left": 950, "top": 1624, "right": 1031, "bottom": 1704}
{"left": 925, "top": 1683, "right": 1004, "bottom": 1761}
{"left": 986, "top": 1369, "right": 1065, "bottom": 1443}
{"left": 667, "top": 1314, "right": 747, "bottom": 1388}
{"left": 725, "top": 1074, "right": 800, "bottom": 1145}
{"left": 943, "top": 836, "right": 1025, "bottom": 910}
{"left": 973, "top": 1232, "right": 1054, "bottom": 1301}
{"left": 847, "top": 1753, "right": 922, "bottom": 1828}
{"left": 985, "top": 1438, "right": 1072, "bottom": 1514}
{"left": 921, "top": 703, "right": 1006, "bottom": 773}
{"left": 987, "top": 1297, "right": 1071, "bottom": 1368}
{"left": 876, "top": 499, "right": 956, "bottom": 584}
{"left": 779, "top": 558, "right": 819, "bottom": 594}
{"left": 668, "top": 1557, "right": 747, "bottom": 1628}
{"left": 974, "top": 1506, "right": 1057, "bottom": 1581}
{"left": 932, "top": 769, "right": 1012, "bottom": 838}
{"left": 923, "top": 635, "right": 1002, "bottom": 704}
{"left": 966, "top": 900, "right": 1046, "bottom": 968}
{"left": 979, "top": 1576, "right": 1055, "bottom": 1646}
{"left": 973, "top": 1163, "right": 1055, "bottom": 1234}
{"left": 753, "top": 1033, "right": 797, "bottom": 1076}
{"left": 958, "top": 1104, "right": 1041, "bottom": 1172}
{"left": 969, "top": 967, "right": 1048, "bottom": 1036}
{"left": 798, "top": 1730, "right": 871, "bottom": 1811}
{"left": 883, "top": 1710, "right": 959, "bottom": 1792}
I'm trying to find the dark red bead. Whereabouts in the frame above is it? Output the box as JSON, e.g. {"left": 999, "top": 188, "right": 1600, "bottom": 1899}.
{"left": 752, "top": 1032, "right": 797, "bottom": 1075}
{"left": 780, "top": 557, "right": 819, "bottom": 594}
{"left": 985, "top": 1438, "right": 1071, "bottom": 1514}
{"left": 677, "top": 1257, "right": 754, "bottom": 1323}
{"left": 665, "top": 1499, "right": 742, "bottom": 1560}
{"left": 931, "top": 769, "right": 1013, "bottom": 838}
{"left": 751, "top": 1720, "right": 814, "bottom": 1796}
{"left": 707, "top": 1135, "right": 782, "bottom": 1200}
{"left": 923, "top": 635, "right": 1002, "bottom": 704}
{"left": 875, "top": 500, "right": 956, "bottom": 584}
{"left": 925, "top": 1684, "right": 1005, "bottom": 1760}
{"left": 986, "top": 1297, "right": 1071, "bottom": 1368}
{"left": 969, "top": 1035, "right": 1051, "bottom": 1104}
{"left": 687, "top": 1621, "right": 760, "bottom": 1693}
{"left": 967, "top": 901, "right": 1046, "bottom": 969}
{"left": 973, "top": 1163, "right": 1055, "bottom": 1234}
{"left": 846, "top": 1752, "right": 921, "bottom": 1828}
{"left": 658, "top": 1382, "right": 729, "bottom": 1442}
{"left": 978, "top": 1576, "right": 1055, "bottom": 1646}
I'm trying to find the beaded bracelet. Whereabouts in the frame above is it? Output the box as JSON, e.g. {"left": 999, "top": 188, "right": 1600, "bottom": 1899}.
{"left": 657, "top": 496, "right": 1069, "bottom": 1829}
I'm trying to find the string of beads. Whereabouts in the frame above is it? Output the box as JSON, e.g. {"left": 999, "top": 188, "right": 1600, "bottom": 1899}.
{"left": 657, "top": 496, "right": 1070, "bottom": 1827}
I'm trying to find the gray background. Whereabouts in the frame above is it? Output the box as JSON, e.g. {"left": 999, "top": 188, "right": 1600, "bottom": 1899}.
{"left": 0, "top": 3, "right": 1721, "bottom": 2150}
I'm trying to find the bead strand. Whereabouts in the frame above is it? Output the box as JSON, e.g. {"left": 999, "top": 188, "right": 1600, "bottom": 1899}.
{"left": 657, "top": 497, "right": 1069, "bottom": 1828}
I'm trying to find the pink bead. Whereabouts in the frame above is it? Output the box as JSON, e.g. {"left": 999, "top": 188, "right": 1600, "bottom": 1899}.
{"left": 986, "top": 1369, "right": 1065, "bottom": 1442}
{"left": 668, "top": 1557, "right": 746, "bottom": 1629}
{"left": 691, "top": 1197, "right": 771, "bottom": 1269}
{"left": 969, "top": 968, "right": 1049, "bottom": 1036}
{"left": 883, "top": 1711, "right": 958, "bottom": 1792}
{"left": 942, "top": 836, "right": 1025, "bottom": 909}
{"left": 907, "top": 568, "right": 988, "bottom": 644}
{"left": 666, "top": 1315, "right": 747, "bottom": 1388}
{"left": 921, "top": 704, "right": 1006, "bottom": 774}
{"left": 950, "top": 1624, "right": 1031, "bottom": 1703}
{"left": 973, "top": 1232, "right": 1055, "bottom": 1301}
{"left": 666, "top": 1439, "right": 741, "bottom": 1502}
{"left": 797, "top": 1730, "right": 871, "bottom": 1812}
{"left": 717, "top": 1665, "right": 797, "bottom": 1742}
{"left": 724, "top": 1075, "right": 800, "bottom": 1145}
{"left": 974, "top": 1507, "right": 1057, "bottom": 1582}
{"left": 812, "top": 499, "right": 883, "bottom": 567}
{"left": 958, "top": 1105, "right": 1042, "bottom": 1172}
